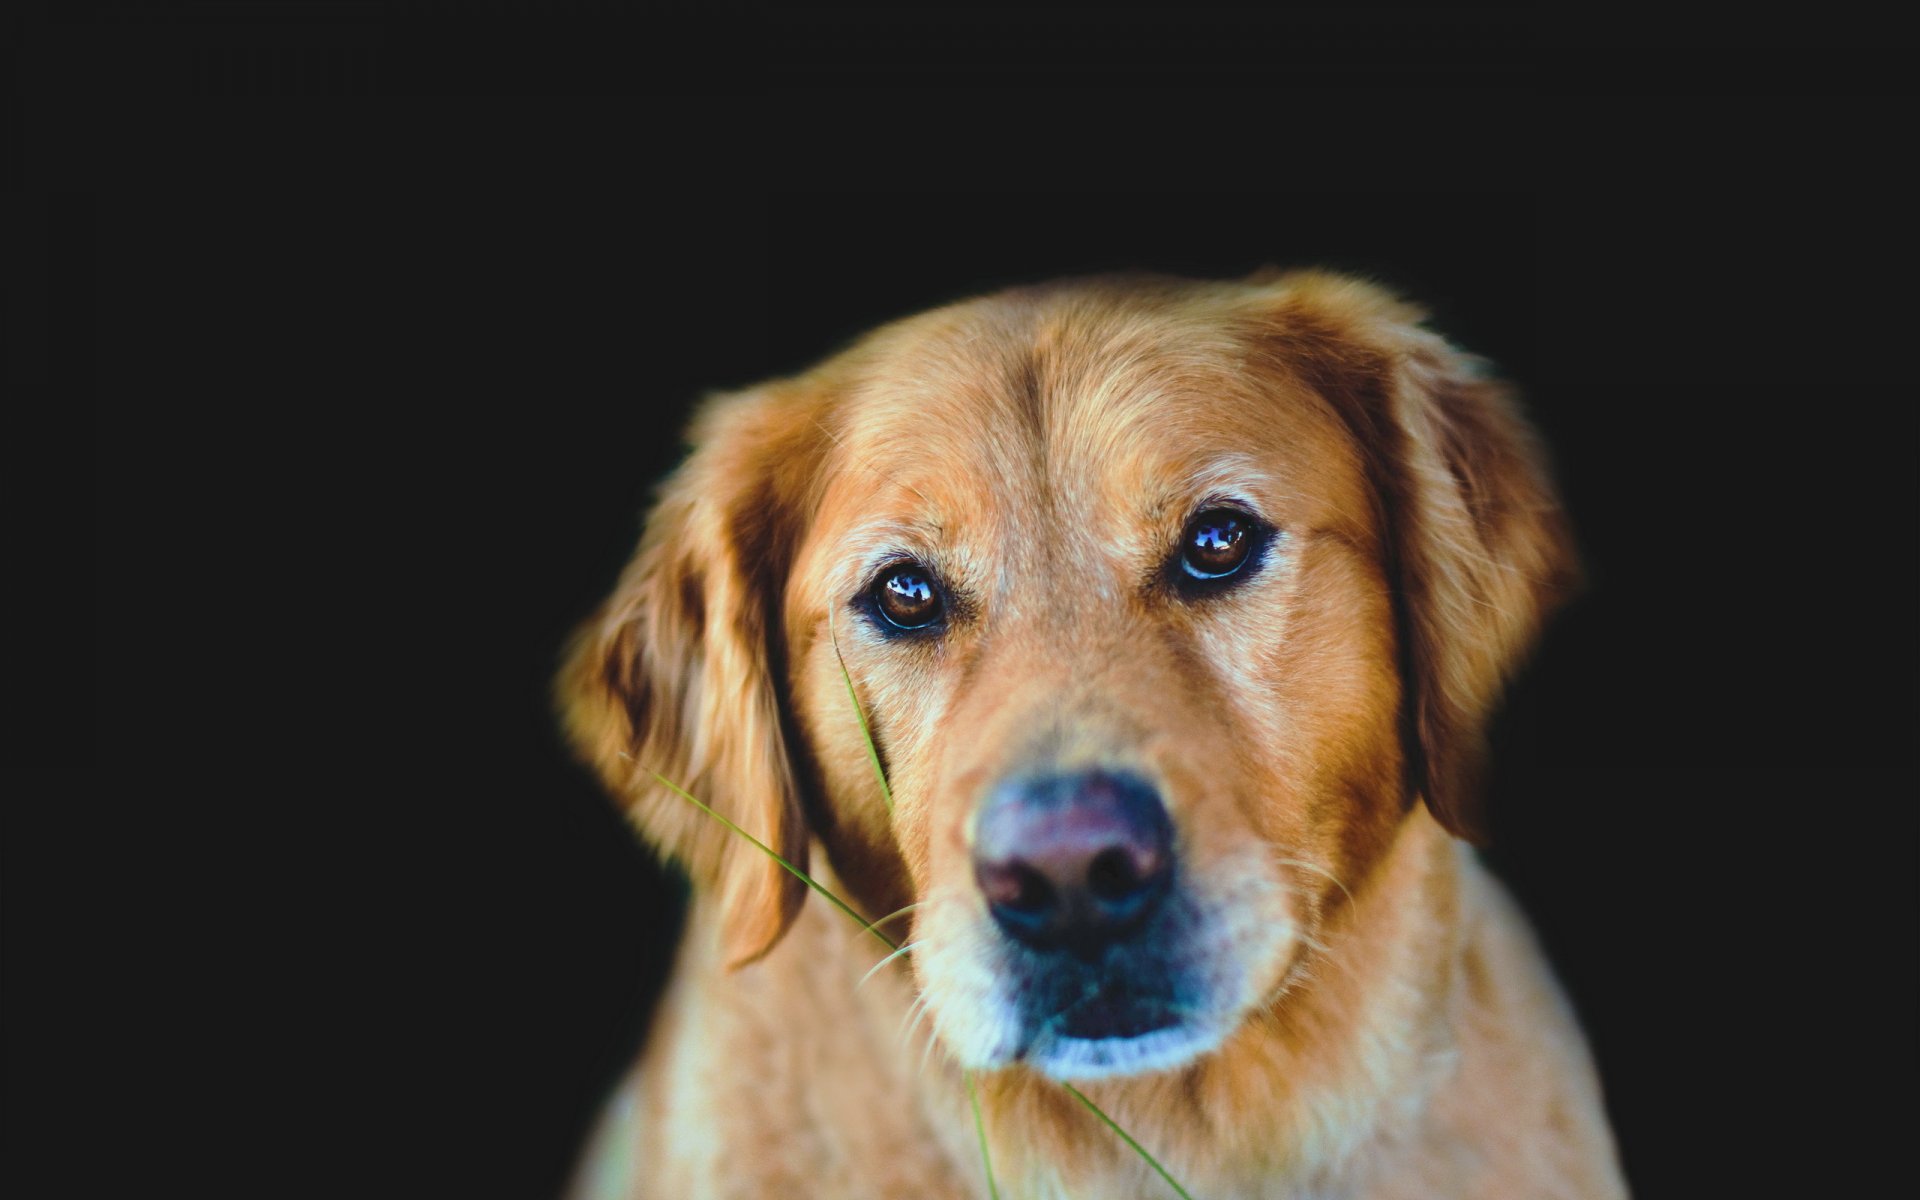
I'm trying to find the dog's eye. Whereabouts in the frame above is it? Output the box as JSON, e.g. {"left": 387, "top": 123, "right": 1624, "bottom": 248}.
{"left": 1179, "top": 508, "right": 1257, "bottom": 581}
{"left": 871, "top": 563, "right": 945, "bottom": 630}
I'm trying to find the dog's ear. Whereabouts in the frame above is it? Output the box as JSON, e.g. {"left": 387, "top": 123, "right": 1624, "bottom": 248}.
{"left": 558, "top": 384, "right": 826, "bottom": 967}
{"left": 1260, "top": 272, "right": 1579, "bottom": 843}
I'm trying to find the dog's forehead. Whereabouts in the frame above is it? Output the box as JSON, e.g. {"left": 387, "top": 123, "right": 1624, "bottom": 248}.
{"left": 819, "top": 287, "right": 1368, "bottom": 539}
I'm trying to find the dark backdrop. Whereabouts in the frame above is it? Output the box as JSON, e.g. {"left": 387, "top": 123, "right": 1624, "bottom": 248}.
{"left": 7, "top": 9, "right": 1915, "bottom": 1200}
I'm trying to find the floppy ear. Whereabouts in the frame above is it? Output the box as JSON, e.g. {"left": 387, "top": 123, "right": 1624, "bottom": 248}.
{"left": 1264, "top": 272, "right": 1579, "bottom": 843}
{"left": 557, "top": 385, "right": 825, "bottom": 967}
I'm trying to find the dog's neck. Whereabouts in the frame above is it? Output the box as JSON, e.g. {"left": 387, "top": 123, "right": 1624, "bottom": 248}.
{"left": 697, "top": 808, "right": 1469, "bottom": 1199}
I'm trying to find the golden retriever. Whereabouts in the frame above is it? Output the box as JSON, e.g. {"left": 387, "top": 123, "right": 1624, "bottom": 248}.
{"left": 558, "top": 271, "right": 1627, "bottom": 1198}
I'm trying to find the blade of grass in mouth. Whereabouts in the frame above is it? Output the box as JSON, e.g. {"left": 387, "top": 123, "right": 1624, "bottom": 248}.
{"left": 1065, "top": 1083, "right": 1196, "bottom": 1200}
{"left": 967, "top": 1070, "right": 1001, "bottom": 1200}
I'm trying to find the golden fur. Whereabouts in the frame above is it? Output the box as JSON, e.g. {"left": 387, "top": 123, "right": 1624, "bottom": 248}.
{"left": 558, "top": 271, "right": 1627, "bottom": 1198}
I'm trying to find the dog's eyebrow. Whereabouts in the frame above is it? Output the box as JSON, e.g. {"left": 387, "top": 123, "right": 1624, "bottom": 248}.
{"left": 1188, "top": 453, "right": 1277, "bottom": 494}
{"left": 838, "top": 519, "right": 952, "bottom": 579}
{"left": 1148, "top": 455, "right": 1282, "bottom": 518}
{"left": 809, "top": 413, "right": 939, "bottom": 514}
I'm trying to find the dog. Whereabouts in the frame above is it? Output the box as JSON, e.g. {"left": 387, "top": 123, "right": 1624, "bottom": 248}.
{"left": 557, "top": 271, "right": 1627, "bottom": 1198}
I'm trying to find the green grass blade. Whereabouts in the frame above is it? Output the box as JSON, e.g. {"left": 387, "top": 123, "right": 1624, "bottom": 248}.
{"left": 967, "top": 1071, "right": 1002, "bottom": 1200}
{"left": 852, "top": 898, "right": 917, "bottom": 956}
{"left": 648, "top": 771, "right": 895, "bottom": 952}
{"left": 830, "top": 612, "right": 894, "bottom": 814}
{"left": 1063, "top": 1083, "right": 1195, "bottom": 1200}
{"left": 832, "top": 622, "right": 992, "bottom": 1194}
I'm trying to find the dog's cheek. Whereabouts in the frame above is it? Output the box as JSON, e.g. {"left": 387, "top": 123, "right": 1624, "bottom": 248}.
{"left": 895, "top": 743, "right": 1033, "bottom": 1068}
{"left": 1252, "top": 538, "right": 1408, "bottom": 899}
{"left": 794, "top": 648, "right": 892, "bottom": 832}
{"left": 783, "top": 638, "right": 922, "bottom": 919}
{"left": 909, "top": 870, "right": 1023, "bottom": 1067}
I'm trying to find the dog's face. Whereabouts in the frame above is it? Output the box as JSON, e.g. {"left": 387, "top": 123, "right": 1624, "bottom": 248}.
{"left": 561, "top": 272, "right": 1573, "bottom": 1082}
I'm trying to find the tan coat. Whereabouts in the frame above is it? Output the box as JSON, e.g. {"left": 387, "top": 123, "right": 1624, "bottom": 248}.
{"left": 560, "top": 272, "right": 1629, "bottom": 1198}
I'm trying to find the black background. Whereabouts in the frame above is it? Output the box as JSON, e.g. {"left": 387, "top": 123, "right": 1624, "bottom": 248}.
{"left": 6, "top": 6, "right": 1916, "bottom": 1199}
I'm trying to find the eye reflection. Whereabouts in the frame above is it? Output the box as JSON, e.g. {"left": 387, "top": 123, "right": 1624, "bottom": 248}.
{"left": 872, "top": 564, "right": 944, "bottom": 630}
{"left": 1180, "top": 509, "right": 1254, "bottom": 580}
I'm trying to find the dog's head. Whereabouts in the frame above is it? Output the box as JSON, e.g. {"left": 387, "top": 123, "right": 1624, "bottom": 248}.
{"left": 559, "top": 272, "right": 1575, "bottom": 1081}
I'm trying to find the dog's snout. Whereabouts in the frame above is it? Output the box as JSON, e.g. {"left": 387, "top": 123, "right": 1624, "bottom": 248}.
{"left": 973, "top": 770, "right": 1174, "bottom": 955}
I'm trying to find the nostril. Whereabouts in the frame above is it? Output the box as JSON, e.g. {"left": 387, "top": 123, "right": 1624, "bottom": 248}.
{"left": 1087, "top": 846, "right": 1144, "bottom": 902}
{"left": 980, "top": 860, "right": 1056, "bottom": 915}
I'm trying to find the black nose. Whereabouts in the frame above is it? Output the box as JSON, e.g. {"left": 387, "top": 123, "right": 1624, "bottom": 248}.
{"left": 972, "top": 770, "right": 1175, "bottom": 956}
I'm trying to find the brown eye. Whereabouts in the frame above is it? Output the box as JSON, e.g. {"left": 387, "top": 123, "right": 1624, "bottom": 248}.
{"left": 872, "top": 564, "right": 945, "bottom": 630}
{"left": 1180, "top": 509, "right": 1255, "bottom": 581}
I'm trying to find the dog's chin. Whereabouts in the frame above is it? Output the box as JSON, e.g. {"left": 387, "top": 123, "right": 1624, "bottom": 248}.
{"left": 1023, "top": 1014, "right": 1231, "bottom": 1081}
{"left": 929, "top": 885, "right": 1290, "bottom": 1082}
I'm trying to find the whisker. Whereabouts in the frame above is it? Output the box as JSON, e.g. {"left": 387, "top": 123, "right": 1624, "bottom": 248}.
{"left": 901, "top": 994, "right": 940, "bottom": 1062}
{"left": 897, "top": 994, "right": 932, "bottom": 1053}
{"left": 1249, "top": 904, "right": 1356, "bottom": 1010}
{"left": 858, "top": 940, "right": 921, "bottom": 989}
{"left": 849, "top": 901, "right": 923, "bottom": 945}
{"left": 1273, "top": 855, "right": 1356, "bottom": 910}
{"left": 917, "top": 1019, "right": 946, "bottom": 1075}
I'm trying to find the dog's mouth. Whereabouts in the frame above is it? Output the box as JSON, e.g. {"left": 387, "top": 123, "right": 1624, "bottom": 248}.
{"left": 1018, "top": 988, "right": 1226, "bottom": 1080}
{"left": 923, "top": 863, "right": 1292, "bottom": 1083}
{"left": 1054, "top": 986, "right": 1182, "bottom": 1040}
{"left": 1006, "top": 948, "right": 1233, "bottom": 1080}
